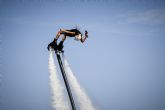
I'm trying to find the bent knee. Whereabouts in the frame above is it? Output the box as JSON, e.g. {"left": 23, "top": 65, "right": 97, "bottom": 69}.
{"left": 58, "top": 29, "right": 65, "bottom": 34}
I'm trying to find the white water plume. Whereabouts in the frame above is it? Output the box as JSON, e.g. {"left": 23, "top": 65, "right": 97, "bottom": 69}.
{"left": 63, "top": 55, "right": 95, "bottom": 110}
{"left": 48, "top": 51, "right": 69, "bottom": 110}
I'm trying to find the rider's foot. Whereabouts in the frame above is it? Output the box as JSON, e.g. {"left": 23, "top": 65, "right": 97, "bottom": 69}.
{"left": 47, "top": 40, "right": 58, "bottom": 51}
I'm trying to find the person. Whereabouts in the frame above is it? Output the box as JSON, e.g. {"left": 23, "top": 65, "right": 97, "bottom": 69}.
{"left": 47, "top": 28, "right": 88, "bottom": 51}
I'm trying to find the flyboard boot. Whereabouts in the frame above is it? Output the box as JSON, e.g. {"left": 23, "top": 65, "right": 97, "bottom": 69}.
{"left": 47, "top": 38, "right": 58, "bottom": 51}
{"left": 57, "top": 41, "right": 64, "bottom": 52}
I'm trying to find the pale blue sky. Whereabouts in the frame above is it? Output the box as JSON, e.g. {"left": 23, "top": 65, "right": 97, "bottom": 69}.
{"left": 0, "top": 0, "right": 165, "bottom": 110}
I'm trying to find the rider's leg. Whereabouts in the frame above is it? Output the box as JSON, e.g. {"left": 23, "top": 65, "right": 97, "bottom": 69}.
{"left": 62, "top": 35, "right": 67, "bottom": 42}
{"left": 54, "top": 29, "right": 66, "bottom": 41}
{"left": 55, "top": 29, "right": 75, "bottom": 40}
{"left": 54, "top": 30, "right": 62, "bottom": 41}
{"left": 58, "top": 35, "right": 66, "bottom": 50}
{"left": 59, "top": 35, "right": 66, "bottom": 46}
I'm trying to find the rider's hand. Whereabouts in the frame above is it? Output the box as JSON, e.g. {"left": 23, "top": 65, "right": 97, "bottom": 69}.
{"left": 85, "top": 30, "right": 88, "bottom": 38}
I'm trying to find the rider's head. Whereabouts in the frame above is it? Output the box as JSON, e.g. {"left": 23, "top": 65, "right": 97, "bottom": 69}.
{"left": 75, "top": 34, "right": 82, "bottom": 41}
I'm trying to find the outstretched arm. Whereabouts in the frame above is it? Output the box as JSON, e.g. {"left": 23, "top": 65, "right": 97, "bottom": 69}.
{"left": 80, "top": 31, "right": 88, "bottom": 43}
{"left": 80, "top": 35, "right": 88, "bottom": 43}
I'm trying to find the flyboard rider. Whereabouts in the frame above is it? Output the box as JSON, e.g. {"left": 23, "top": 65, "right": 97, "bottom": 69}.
{"left": 47, "top": 28, "right": 88, "bottom": 51}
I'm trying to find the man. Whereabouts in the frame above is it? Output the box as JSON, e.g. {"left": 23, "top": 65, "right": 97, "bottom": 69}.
{"left": 47, "top": 28, "right": 88, "bottom": 51}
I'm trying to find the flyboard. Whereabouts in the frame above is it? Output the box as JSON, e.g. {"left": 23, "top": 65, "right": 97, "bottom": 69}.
{"left": 48, "top": 43, "right": 76, "bottom": 110}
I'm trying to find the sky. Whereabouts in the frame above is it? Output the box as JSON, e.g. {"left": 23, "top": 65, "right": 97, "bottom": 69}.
{"left": 0, "top": 0, "right": 165, "bottom": 110}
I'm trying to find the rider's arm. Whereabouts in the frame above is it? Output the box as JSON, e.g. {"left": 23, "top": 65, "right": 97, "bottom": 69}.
{"left": 80, "top": 34, "right": 88, "bottom": 43}
{"left": 80, "top": 31, "right": 88, "bottom": 43}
